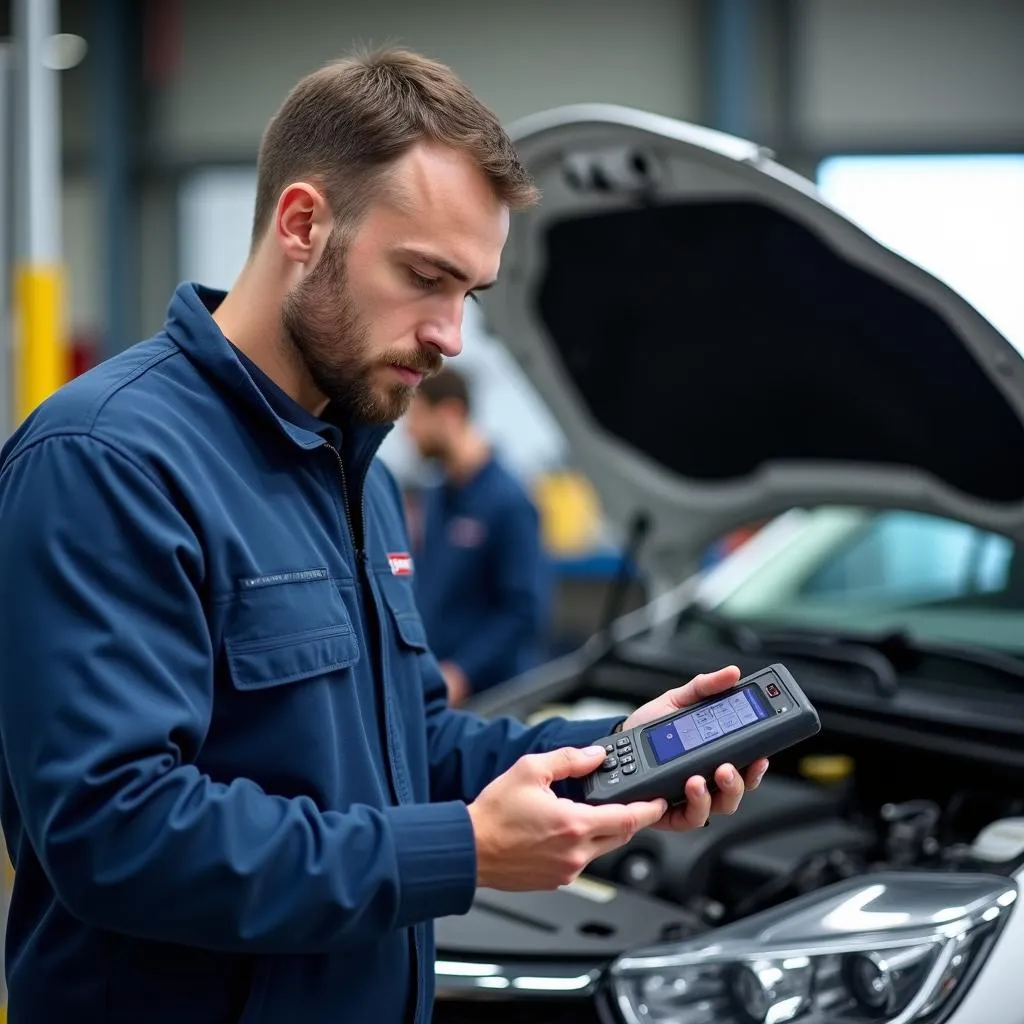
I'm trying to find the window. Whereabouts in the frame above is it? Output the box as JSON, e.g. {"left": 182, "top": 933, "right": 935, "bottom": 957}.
{"left": 715, "top": 507, "right": 1024, "bottom": 654}
{"left": 799, "top": 510, "right": 1014, "bottom": 606}
{"left": 817, "top": 154, "right": 1024, "bottom": 354}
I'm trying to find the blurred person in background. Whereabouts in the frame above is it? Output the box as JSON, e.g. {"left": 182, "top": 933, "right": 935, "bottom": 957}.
{"left": 404, "top": 367, "right": 550, "bottom": 705}
{"left": 0, "top": 47, "right": 766, "bottom": 1024}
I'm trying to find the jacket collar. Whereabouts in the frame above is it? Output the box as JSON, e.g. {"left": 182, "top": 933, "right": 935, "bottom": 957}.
{"left": 163, "top": 282, "right": 393, "bottom": 463}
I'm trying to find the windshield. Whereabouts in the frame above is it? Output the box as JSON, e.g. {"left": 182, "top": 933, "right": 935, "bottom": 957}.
{"left": 711, "top": 507, "right": 1024, "bottom": 655}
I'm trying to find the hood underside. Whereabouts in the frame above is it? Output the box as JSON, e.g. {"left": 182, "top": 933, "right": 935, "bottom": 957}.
{"left": 481, "top": 106, "right": 1024, "bottom": 577}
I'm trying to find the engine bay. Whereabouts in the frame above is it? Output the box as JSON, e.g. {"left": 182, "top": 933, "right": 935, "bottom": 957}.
{"left": 438, "top": 652, "right": 1024, "bottom": 966}
{"left": 588, "top": 662, "right": 1024, "bottom": 933}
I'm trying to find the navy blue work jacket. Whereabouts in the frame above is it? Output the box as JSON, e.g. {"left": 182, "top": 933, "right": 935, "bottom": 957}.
{"left": 0, "top": 283, "right": 621, "bottom": 1023}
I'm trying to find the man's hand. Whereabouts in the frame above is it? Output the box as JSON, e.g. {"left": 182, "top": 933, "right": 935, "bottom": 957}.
{"left": 620, "top": 665, "right": 770, "bottom": 831}
{"left": 440, "top": 661, "right": 470, "bottom": 707}
{"left": 467, "top": 746, "right": 667, "bottom": 891}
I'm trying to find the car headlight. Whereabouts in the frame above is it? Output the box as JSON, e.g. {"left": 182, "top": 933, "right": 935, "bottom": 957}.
{"left": 608, "top": 872, "right": 1016, "bottom": 1024}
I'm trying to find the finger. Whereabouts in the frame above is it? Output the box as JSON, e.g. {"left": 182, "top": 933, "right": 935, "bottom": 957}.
{"left": 679, "top": 775, "right": 712, "bottom": 828}
{"left": 651, "top": 804, "right": 694, "bottom": 832}
{"left": 584, "top": 798, "right": 668, "bottom": 840}
{"left": 586, "top": 801, "right": 668, "bottom": 859}
{"left": 710, "top": 763, "right": 745, "bottom": 815}
{"left": 652, "top": 776, "right": 712, "bottom": 831}
{"left": 525, "top": 745, "right": 607, "bottom": 784}
{"left": 665, "top": 666, "right": 742, "bottom": 711}
{"left": 744, "top": 758, "right": 770, "bottom": 791}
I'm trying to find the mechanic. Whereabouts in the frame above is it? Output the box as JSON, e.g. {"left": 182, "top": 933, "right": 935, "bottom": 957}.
{"left": 404, "top": 366, "right": 550, "bottom": 703}
{"left": 0, "top": 48, "right": 768, "bottom": 1024}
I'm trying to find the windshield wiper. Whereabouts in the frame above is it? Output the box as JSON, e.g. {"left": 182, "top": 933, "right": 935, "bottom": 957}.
{"left": 677, "top": 604, "right": 1024, "bottom": 696}
{"left": 759, "top": 627, "right": 1024, "bottom": 683}
{"left": 675, "top": 604, "right": 899, "bottom": 697}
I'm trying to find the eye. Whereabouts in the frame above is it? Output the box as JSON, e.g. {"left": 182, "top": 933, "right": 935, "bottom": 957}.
{"left": 409, "top": 268, "right": 440, "bottom": 292}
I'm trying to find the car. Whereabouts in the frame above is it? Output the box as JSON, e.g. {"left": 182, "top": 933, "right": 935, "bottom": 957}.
{"left": 429, "top": 104, "right": 1024, "bottom": 1024}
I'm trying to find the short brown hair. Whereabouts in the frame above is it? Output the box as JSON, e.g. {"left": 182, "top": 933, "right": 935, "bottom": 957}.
{"left": 417, "top": 367, "right": 472, "bottom": 416}
{"left": 251, "top": 47, "right": 539, "bottom": 247}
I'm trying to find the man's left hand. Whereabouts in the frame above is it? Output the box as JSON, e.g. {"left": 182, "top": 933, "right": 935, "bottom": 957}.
{"left": 441, "top": 661, "right": 470, "bottom": 707}
{"left": 619, "top": 666, "right": 770, "bottom": 832}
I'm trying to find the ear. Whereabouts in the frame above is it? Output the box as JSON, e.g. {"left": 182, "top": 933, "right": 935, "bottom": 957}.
{"left": 274, "top": 182, "right": 333, "bottom": 267}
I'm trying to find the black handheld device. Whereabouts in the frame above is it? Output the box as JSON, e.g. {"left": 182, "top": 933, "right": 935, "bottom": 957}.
{"left": 581, "top": 663, "right": 820, "bottom": 806}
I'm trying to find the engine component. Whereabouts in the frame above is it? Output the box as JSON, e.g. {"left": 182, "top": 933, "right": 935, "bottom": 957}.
{"left": 588, "top": 773, "right": 851, "bottom": 906}
{"left": 720, "top": 819, "right": 874, "bottom": 919}
{"left": 881, "top": 799, "right": 942, "bottom": 866}
{"left": 969, "top": 817, "right": 1024, "bottom": 864}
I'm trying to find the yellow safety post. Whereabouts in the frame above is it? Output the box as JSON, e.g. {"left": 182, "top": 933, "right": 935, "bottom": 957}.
{"left": 14, "top": 264, "right": 66, "bottom": 423}
{"left": 11, "top": 0, "right": 67, "bottom": 428}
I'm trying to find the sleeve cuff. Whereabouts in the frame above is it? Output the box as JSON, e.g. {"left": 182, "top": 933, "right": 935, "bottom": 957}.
{"left": 387, "top": 800, "right": 478, "bottom": 928}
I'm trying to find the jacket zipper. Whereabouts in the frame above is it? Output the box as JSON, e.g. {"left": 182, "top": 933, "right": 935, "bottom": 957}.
{"left": 325, "top": 444, "right": 363, "bottom": 555}
{"left": 324, "top": 441, "right": 422, "bottom": 1024}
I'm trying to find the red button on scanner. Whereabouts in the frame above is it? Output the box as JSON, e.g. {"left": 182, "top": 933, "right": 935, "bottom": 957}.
{"left": 766, "top": 682, "right": 781, "bottom": 698}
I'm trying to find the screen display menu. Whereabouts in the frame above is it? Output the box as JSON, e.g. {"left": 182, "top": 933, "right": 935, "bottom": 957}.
{"left": 646, "top": 685, "right": 770, "bottom": 765}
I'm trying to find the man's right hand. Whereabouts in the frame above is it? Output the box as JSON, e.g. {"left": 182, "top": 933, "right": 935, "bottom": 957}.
{"left": 466, "top": 746, "right": 667, "bottom": 891}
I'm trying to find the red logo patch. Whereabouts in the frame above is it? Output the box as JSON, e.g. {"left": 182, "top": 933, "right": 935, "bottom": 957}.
{"left": 388, "top": 552, "right": 413, "bottom": 576}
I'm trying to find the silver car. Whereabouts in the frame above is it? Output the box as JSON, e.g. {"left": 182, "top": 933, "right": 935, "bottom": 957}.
{"left": 432, "top": 106, "right": 1024, "bottom": 1024}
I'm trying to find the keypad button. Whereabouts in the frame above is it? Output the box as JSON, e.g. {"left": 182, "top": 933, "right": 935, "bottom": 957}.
{"left": 605, "top": 774, "right": 621, "bottom": 785}
{"left": 604, "top": 744, "right": 615, "bottom": 754}
{"left": 602, "top": 757, "right": 618, "bottom": 771}
{"left": 620, "top": 754, "right": 634, "bottom": 765}
{"left": 620, "top": 745, "right": 633, "bottom": 756}
{"left": 615, "top": 737, "right": 631, "bottom": 748}
{"left": 622, "top": 764, "right": 637, "bottom": 775}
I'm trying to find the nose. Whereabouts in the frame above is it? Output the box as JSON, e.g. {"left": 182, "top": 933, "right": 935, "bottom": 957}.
{"left": 416, "top": 301, "right": 464, "bottom": 358}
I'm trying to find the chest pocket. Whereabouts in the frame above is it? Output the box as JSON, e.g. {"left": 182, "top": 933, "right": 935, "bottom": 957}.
{"left": 221, "top": 570, "right": 360, "bottom": 690}
{"left": 375, "top": 570, "right": 430, "bottom": 654}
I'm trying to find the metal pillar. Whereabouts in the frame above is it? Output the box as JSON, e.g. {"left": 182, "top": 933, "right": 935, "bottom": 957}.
{"left": 12, "top": 0, "right": 67, "bottom": 424}
{"left": 95, "top": 0, "right": 135, "bottom": 356}
{"left": 0, "top": 43, "right": 12, "bottom": 439}
{"left": 708, "top": 0, "right": 756, "bottom": 139}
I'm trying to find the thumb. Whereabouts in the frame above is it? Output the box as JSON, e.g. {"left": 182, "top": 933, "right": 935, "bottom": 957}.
{"left": 529, "top": 745, "right": 607, "bottom": 784}
{"left": 669, "top": 665, "right": 741, "bottom": 709}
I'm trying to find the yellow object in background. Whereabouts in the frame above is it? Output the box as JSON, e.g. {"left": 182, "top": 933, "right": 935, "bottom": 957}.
{"left": 3, "top": 265, "right": 65, "bottom": 1022}
{"left": 533, "top": 471, "right": 604, "bottom": 556}
{"left": 799, "top": 754, "right": 855, "bottom": 785}
{"left": 13, "top": 264, "right": 67, "bottom": 425}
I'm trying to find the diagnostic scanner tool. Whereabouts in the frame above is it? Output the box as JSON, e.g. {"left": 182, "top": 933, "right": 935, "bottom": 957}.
{"left": 582, "top": 664, "right": 820, "bottom": 806}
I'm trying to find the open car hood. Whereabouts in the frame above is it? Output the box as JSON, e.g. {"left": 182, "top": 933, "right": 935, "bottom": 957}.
{"left": 480, "top": 106, "right": 1024, "bottom": 580}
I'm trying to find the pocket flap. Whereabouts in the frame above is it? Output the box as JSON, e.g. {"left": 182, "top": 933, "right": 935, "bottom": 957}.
{"left": 377, "top": 573, "right": 430, "bottom": 651}
{"left": 222, "top": 570, "right": 360, "bottom": 690}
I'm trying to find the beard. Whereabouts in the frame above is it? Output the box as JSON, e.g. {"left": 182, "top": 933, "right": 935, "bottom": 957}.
{"left": 280, "top": 234, "right": 442, "bottom": 425}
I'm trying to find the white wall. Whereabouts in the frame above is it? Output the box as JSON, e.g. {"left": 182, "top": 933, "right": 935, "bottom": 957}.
{"left": 795, "top": 0, "right": 1024, "bottom": 149}
{"left": 62, "top": 0, "right": 1024, "bottom": 345}
{"left": 145, "top": 0, "right": 1024, "bottom": 164}
{"left": 151, "top": 0, "right": 703, "bottom": 162}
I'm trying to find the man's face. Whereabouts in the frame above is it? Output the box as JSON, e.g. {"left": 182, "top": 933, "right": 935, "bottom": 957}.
{"left": 281, "top": 143, "right": 509, "bottom": 424}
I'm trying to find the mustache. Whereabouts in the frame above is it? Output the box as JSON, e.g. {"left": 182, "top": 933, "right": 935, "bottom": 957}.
{"left": 380, "top": 349, "right": 444, "bottom": 377}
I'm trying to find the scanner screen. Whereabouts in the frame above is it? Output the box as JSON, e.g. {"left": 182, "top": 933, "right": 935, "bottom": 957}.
{"left": 646, "top": 685, "right": 770, "bottom": 765}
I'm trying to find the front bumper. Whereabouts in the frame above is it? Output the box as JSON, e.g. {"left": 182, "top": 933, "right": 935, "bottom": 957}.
{"left": 434, "top": 958, "right": 609, "bottom": 1024}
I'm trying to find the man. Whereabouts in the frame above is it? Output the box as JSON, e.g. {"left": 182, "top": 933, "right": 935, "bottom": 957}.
{"left": 404, "top": 367, "right": 549, "bottom": 704}
{"left": 0, "top": 49, "right": 767, "bottom": 1023}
